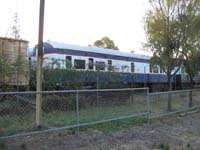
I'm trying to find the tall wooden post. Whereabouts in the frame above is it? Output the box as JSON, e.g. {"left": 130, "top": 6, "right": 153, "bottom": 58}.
{"left": 36, "top": 0, "right": 45, "bottom": 128}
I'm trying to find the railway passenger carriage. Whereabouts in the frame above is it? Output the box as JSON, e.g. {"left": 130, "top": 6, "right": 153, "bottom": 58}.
{"left": 30, "top": 40, "right": 185, "bottom": 90}
{"left": 32, "top": 40, "right": 154, "bottom": 74}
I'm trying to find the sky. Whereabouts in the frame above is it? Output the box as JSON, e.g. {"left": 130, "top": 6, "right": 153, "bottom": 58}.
{"left": 0, "top": 0, "right": 150, "bottom": 53}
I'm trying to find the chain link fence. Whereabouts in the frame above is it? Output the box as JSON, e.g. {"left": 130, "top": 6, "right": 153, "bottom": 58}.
{"left": 149, "top": 89, "right": 200, "bottom": 119}
{"left": 1, "top": 88, "right": 200, "bottom": 140}
{"left": 0, "top": 88, "right": 148, "bottom": 140}
{"left": 0, "top": 92, "right": 36, "bottom": 138}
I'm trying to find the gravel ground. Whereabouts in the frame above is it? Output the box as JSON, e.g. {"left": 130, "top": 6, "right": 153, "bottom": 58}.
{"left": 2, "top": 112, "right": 200, "bottom": 150}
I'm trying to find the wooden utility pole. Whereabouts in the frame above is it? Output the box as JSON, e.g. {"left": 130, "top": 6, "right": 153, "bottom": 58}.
{"left": 36, "top": 0, "right": 45, "bottom": 128}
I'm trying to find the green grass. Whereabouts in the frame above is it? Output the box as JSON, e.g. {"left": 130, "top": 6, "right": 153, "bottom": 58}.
{"left": 0, "top": 141, "right": 7, "bottom": 150}
{"left": 80, "top": 116, "right": 147, "bottom": 133}
{"left": 43, "top": 101, "right": 147, "bottom": 127}
{"left": 150, "top": 93, "right": 189, "bottom": 116}
{"left": 0, "top": 113, "right": 36, "bottom": 137}
{"left": 0, "top": 101, "right": 147, "bottom": 136}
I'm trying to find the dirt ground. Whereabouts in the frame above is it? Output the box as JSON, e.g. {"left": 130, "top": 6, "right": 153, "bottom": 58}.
{"left": 2, "top": 112, "right": 200, "bottom": 150}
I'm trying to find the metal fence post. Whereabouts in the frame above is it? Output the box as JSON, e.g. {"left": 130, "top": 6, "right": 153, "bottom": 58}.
{"left": 96, "top": 75, "right": 99, "bottom": 107}
{"left": 76, "top": 91, "right": 80, "bottom": 134}
{"left": 185, "top": 90, "right": 190, "bottom": 112}
{"left": 146, "top": 88, "right": 150, "bottom": 125}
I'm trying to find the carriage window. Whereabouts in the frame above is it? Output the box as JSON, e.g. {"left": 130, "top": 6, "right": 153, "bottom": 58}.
{"left": 131, "top": 62, "right": 135, "bottom": 72}
{"left": 160, "top": 68, "right": 163, "bottom": 73}
{"left": 96, "top": 61, "right": 105, "bottom": 71}
{"left": 181, "top": 66, "right": 185, "bottom": 74}
{"left": 74, "top": 59, "right": 85, "bottom": 69}
{"left": 152, "top": 65, "right": 159, "bottom": 73}
{"left": 88, "top": 58, "right": 94, "bottom": 70}
{"left": 66, "top": 56, "right": 72, "bottom": 69}
{"left": 108, "top": 60, "right": 112, "bottom": 71}
{"left": 150, "top": 64, "right": 153, "bottom": 73}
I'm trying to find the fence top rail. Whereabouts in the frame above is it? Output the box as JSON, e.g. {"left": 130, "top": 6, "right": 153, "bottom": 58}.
{"left": 148, "top": 89, "right": 198, "bottom": 96}
{"left": 0, "top": 87, "right": 149, "bottom": 95}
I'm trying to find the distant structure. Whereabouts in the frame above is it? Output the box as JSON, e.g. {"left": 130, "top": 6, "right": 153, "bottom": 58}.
{"left": 0, "top": 37, "right": 29, "bottom": 86}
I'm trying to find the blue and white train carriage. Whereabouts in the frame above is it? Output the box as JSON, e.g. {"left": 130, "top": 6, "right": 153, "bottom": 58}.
{"left": 31, "top": 40, "right": 180, "bottom": 86}
{"left": 32, "top": 40, "right": 152, "bottom": 72}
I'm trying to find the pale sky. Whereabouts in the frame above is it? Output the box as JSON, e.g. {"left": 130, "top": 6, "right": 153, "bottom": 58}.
{"left": 0, "top": 0, "right": 150, "bottom": 53}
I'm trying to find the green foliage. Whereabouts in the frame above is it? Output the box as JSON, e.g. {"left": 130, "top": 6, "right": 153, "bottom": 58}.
{"left": 146, "top": 0, "right": 182, "bottom": 77}
{"left": 159, "top": 143, "right": 170, "bottom": 150}
{"left": 0, "top": 141, "right": 7, "bottom": 150}
{"left": 0, "top": 52, "right": 13, "bottom": 87}
{"left": 178, "top": 0, "right": 200, "bottom": 83}
{"left": 150, "top": 54, "right": 163, "bottom": 72}
{"left": 13, "top": 53, "right": 29, "bottom": 87}
{"left": 29, "top": 68, "right": 122, "bottom": 91}
{"left": 20, "top": 142, "right": 27, "bottom": 150}
{"left": 145, "top": 0, "right": 200, "bottom": 90}
{"left": 184, "top": 51, "right": 200, "bottom": 79}
{"left": 93, "top": 36, "right": 119, "bottom": 50}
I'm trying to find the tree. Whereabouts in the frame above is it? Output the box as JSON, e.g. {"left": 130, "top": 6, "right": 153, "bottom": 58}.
{"left": 178, "top": 0, "right": 200, "bottom": 84}
{"left": 145, "top": 0, "right": 185, "bottom": 111}
{"left": 178, "top": 0, "right": 200, "bottom": 107}
{"left": 93, "top": 36, "right": 119, "bottom": 50}
{"left": 145, "top": 0, "right": 200, "bottom": 110}
{"left": 0, "top": 51, "right": 13, "bottom": 89}
{"left": 145, "top": 0, "right": 183, "bottom": 88}
{"left": 13, "top": 47, "right": 29, "bottom": 89}
{"left": 10, "top": 13, "right": 21, "bottom": 39}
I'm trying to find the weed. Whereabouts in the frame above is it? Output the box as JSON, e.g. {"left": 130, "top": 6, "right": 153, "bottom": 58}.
{"left": 187, "top": 143, "right": 191, "bottom": 148}
{"left": 164, "top": 143, "right": 170, "bottom": 150}
{"left": 20, "top": 142, "right": 27, "bottom": 150}
{"left": 0, "top": 141, "right": 6, "bottom": 150}
{"left": 153, "top": 143, "right": 170, "bottom": 150}
{"left": 159, "top": 143, "right": 164, "bottom": 148}
{"left": 80, "top": 116, "right": 146, "bottom": 133}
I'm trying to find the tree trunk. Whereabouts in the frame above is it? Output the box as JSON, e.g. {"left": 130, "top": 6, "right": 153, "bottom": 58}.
{"left": 189, "top": 90, "right": 193, "bottom": 107}
{"left": 167, "top": 75, "right": 172, "bottom": 111}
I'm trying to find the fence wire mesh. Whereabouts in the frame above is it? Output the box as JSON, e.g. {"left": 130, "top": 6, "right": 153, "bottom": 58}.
{"left": 191, "top": 89, "right": 200, "bottom": 106}
{"left": 1, "top": 88, "right": 200, "bottom": 140}
{"left": 0, "top": 93, "right": 36, "bottom": 137}
{"left": 0, "top": 88, "right": 148, "bottom": 139}
{"left": 149, "top": 89, "right": 200, "bottom": 118}
{"left": 42, "top": 92, "right": 77, "bottom": 129}
{"left": 78, "top": 89, "right": 147, "bottom": 124}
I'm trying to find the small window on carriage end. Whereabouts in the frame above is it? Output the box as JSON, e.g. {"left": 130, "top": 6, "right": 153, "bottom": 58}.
{"left": 131, "top": 62, "right": 135, "bottom": 72}
{"left": 88, "top": 58, "right": 94, "bottom": 70}
{"left": 66, "top": 56, "right": 72, "bottom": 69}
{"left": 108, "top": 60, "right": 112, "bottom": 71}
{"left": 74, "top": 59, "right": 86, "bottom": 69}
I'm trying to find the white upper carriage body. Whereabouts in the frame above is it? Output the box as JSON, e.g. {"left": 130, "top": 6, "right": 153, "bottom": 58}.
{"left": 31, "top": 40, "right": 183, "bottom": 75}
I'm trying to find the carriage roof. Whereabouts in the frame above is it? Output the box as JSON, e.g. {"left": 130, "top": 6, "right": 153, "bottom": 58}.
{"left": 45, "top": 40, "right": 150, "bottom": 60}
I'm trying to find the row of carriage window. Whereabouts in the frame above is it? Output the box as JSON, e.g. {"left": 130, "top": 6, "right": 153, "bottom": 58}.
{"left": 65, "top": 56, "right": 162, "bottom": 73}
{"left": 66, "top": 56, "right": 136, "bottom": 72}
